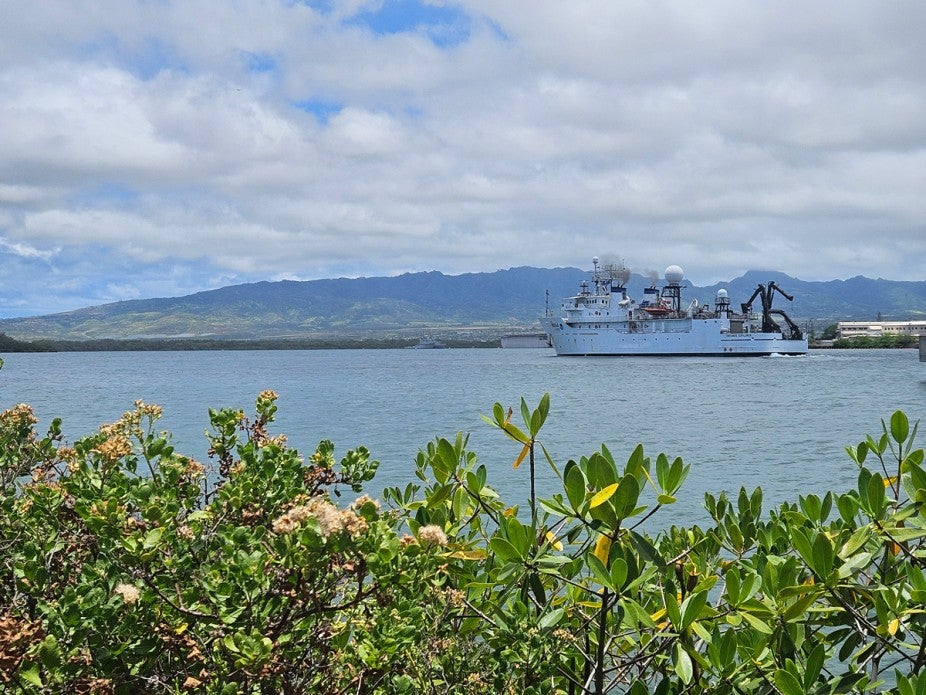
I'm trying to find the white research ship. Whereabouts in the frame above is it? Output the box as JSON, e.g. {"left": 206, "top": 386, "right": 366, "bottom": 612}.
{"left": 540, "top": 258, "right": 808, "bottom": 356}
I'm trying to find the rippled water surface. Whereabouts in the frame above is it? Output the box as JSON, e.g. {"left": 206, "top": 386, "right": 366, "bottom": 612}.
{"left": 3, "top": 348, "right": 925, "bottom": 526}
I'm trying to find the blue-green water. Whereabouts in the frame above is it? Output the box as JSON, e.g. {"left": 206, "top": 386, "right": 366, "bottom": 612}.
{"left": 2, "top": 348, "right": 925, "bottom": 526}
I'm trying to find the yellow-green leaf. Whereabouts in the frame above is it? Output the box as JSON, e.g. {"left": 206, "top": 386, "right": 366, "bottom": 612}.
{"left": 593, "top": 534, "right": 612, "bottom": 565}
{"left": 590, "top": 483, "right": 619, "bottom": 508}
{"left": 502, "top": 422, "right": 530, "bottom": 444}
{"left": 739, "top": 611, "right": 773, "bottom": 634}
{"left": 884, "top": 527, "right": 926, "bottom": 542}
{"left": 641, "top": 465, "right": 659, "bottom": 492}
{"left": 445, "top": 549, "right": 488, "bottom": 560}
{"left": 19, "top": 666, "right": 42, "bottom": 687}
{"left": 513, "top": 443, "right": 530, "bottom": 469}
{"left": 143, "top": 527, "right": 164, "bottom": 550}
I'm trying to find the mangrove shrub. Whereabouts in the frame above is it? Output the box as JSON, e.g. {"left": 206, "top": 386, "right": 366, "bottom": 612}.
{"left": 1, "top": 389, "right": 925, "bottom": 693}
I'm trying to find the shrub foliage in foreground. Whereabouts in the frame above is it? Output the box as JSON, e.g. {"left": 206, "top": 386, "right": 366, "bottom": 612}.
{"left": 1, "top": 389, "right": 926, "bottom": 694}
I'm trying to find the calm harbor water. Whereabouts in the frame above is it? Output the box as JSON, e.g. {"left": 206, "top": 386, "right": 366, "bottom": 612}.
{"left": 2, "top": 348, "right": 925, "bottom": 527}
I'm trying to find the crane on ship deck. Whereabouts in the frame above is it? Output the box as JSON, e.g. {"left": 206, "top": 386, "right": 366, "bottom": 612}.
{"left": 741, "top": 281, "right": 804, "bottom": 340}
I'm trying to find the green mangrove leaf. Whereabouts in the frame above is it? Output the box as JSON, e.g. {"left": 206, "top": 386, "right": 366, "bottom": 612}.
{"left": 505, "top": 516, "right": 530, "bottom": 555}
{"left": 673, "top": 643, "right": 693, "bottom": 684}
{"left": 812, "top": 532, "right": 834, "bottom": 578}
{"left": 629, "top": 530, "right": 664, "bottom": 567}
{"left": 681, "top": 590, "right": 708, "bottom": 630}
{"left": 586, "top": 552, "right": 615, "bottom": 591}
{"left": 840, "top": 526, "right": 872, "bottom": 559}
{"left": 664, "top": 590, "right": 681, "bottom": 630}
{"left": 538, "top": 607, "right": 565, "bottom": 630}
{"left": 489, "top": 537, "right": 521, "bottom": 563}
{"left": 565, "top": 464, "right": 586, "bottom": 512}
{"left": 724, "top": 567, "right": 741, "bottom": 605}
{"left": 837, "top": 493, "right": 860, "bottom": 524}
{"left": 790, "top": 528, "right": 814, "bottom": 569}
{"left": 804, "top": 643, "right": 825, "bottom": 690}
{"left": 610, "top": 557, "right": 628, "bottom": 590}
{"left": 613, "top": 475, "right": 641, "bottom": 519}
{"left": 739, "top": 610, "right": 773, "bottom": 634}
{"left": 774, "top": 668, "right": 803, "bottom": 695}
{"left": 586, "top": 452, "right": 617, "bottom": 489}
{"left": 892, "top": 410, "right": 910, "bottom": 444}
{"left": 520, "top": 397, "right": 531, "bottom": 432}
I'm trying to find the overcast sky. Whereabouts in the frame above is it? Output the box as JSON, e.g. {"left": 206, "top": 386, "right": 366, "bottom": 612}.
{"left": 1, "top": 1, "right": 924, "bottom": 317}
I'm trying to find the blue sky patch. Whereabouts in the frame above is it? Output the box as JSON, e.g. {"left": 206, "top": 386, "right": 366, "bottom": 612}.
{"left": 346, "top": 0, "right": 471, "bottom": 47}
{"left": 404, "top": 105, "right": 424, "bottom": 119}
{"left": 76, "top": 33, "right": 187, "bottom": 80}
{"left": 294, "top": 0, "right": 336, "bottom": 13}
{"left": 126, "top": 36, "right": 188, "bottom": 79}
{"left": 73, "top": 183, "right": 139, "bottom": 208}
{"left": 241, "top": 51, "right": 277, "bottom": 74}
{"left": 293, "top": 98, "right": 344, "bottom": 124}
{"left": 485, "top": 18, "right": 511, "bottom": 43}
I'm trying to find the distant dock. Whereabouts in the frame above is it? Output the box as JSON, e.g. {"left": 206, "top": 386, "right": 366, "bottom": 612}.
{"left": 920, "top": 335, "right": 925, "bottom": 362}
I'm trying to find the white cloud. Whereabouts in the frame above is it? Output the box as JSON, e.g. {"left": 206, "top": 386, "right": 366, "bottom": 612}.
{"left": 0, "top": 237, "right": 58, "bottom": 262}
{"left": 0, "top": 0, "right": 925, "bottom": 317}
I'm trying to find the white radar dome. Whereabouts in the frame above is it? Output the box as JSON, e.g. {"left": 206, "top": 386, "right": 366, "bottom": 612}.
{"left": 664, "top": 265, "right": 684, "bottom": 284}
{"left": 716, "top": 289, "right": 728, "bottom": 298}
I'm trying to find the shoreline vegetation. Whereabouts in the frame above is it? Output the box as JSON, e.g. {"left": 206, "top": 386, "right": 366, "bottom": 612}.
{"left": 2, "top": 389, "right": 925, "bottom": 692}
{"left": 0, "top": 333, "right": 498, "bottom": 352}
{"left": 0, "top": 331, "right": 919, "bottom": 353}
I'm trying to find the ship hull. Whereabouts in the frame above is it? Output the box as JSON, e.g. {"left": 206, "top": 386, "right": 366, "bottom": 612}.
{"left": 540, "top": 317, "right": 808, "bottom": 356}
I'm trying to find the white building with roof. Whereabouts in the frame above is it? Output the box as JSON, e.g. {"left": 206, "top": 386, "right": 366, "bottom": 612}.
{"left": 838, "top": 320, "right": 926, "bottom": 339}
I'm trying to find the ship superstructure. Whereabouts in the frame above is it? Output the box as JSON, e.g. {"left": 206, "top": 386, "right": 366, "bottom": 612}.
{"left": 540, "top": 258, "right": 808, "bottom": 356}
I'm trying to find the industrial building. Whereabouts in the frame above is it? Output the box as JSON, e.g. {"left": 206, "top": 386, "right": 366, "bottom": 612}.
{"left": 838, "top": 320, "right": 926, "bottom": 339}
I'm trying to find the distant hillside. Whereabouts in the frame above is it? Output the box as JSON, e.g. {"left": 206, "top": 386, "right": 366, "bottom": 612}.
{"left": 699, "top": 272, "right": 926, "bottom": 323}
{"left": 1, "top": 267, "right": 924, "bottom": 341}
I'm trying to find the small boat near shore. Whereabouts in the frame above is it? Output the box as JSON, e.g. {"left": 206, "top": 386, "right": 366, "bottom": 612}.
{"left": 407, "top": 338, "right": 447, "bottom": 349}
{"left": 540, "top": 258, "right": 808, "bottom": 356}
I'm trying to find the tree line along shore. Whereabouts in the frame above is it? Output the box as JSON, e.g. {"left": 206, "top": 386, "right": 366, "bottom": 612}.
{"left": 0, "top": 330, "right": 920, "bottom": 353}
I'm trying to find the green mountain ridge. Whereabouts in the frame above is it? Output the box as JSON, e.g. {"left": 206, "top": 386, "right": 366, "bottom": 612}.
{"left": 1, "top": 266, "right": 924, "bottom": 341}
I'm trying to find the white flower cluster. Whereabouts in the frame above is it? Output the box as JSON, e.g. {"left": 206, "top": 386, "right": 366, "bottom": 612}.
{"left": 272, "top": 498, "right": 368, "bottom": 539}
